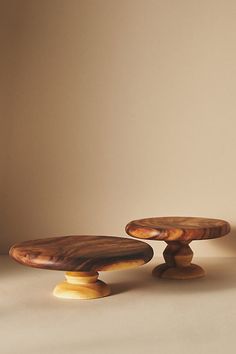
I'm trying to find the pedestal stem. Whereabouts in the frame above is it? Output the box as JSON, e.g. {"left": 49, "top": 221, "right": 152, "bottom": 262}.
{"left": 153, "top": 241, "right": 205, "bottom": 280}
{"left": 53, "top": 271, "right": 111, "bottom": 299}
{"left": 163, "top": 241, "right": 193, "bottom": 267}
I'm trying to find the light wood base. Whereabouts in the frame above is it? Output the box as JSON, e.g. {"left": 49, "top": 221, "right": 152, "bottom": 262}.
{"left": 152, "top": 241, "right": 205, "bottom": 280}
{"left": 53, "top": 271, "right": 111, "bottom": 299}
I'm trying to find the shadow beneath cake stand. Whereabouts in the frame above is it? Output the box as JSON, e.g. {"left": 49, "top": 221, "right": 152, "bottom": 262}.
{"left": 108, "top": 258, "right": 236, "bottom": 296}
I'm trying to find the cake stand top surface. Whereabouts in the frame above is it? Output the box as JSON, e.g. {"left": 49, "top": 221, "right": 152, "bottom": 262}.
{"left": 9, "top": 235, "right": 153, "bottom": 272}
{"left": 126, "top": 216, "right": 230, "bottom": 242}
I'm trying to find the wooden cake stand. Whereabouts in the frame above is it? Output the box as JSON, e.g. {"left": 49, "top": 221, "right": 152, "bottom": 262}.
{"left": 9, "top": 235, "right": 153, "bottom": 299}
{"left": 126, "top": 217, "right": 230, "bottom": 280}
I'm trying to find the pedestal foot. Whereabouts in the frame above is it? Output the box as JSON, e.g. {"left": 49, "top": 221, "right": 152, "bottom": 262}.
{"left": 152, "top": 241, "right": 205, "bottom": 280}
{"left": 53, "top": 271, "right": 111, "bottom": 299}
{"left": 152, "top": 263, "right": 205, "bottom": 279}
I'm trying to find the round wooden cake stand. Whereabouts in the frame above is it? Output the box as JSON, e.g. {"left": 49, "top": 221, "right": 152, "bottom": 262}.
{"left": 126, "top": 217, "right": 230, "bottom": 280}
{"left": 9, "top": 235, "right": 153, "bottom": 299}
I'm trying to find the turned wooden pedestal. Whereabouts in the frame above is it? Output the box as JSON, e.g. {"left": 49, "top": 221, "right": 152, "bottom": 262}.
{"left": 126, "top": 217, "right": 230, "bottom": 280}
{"left": 53, "top": 271, "right": 111, "bottom": 299}
{"left": 152, "top": 241, "right": 205, "bottom": 279}
{"left": 9, "top": 235, "right": 153, "bottom": 299}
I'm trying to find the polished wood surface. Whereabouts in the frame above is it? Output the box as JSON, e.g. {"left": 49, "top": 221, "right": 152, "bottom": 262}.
{"left": 126, "top": 216, "right": 230, "bottom": 280}
{"left": 9, "top": 235, "right": 153, "bottom": 299}
{"left": 9, "top": 235, "right": 153, "bottom": 272}
{"left": 126, "top": 216, "right": 230, "bottom": 241}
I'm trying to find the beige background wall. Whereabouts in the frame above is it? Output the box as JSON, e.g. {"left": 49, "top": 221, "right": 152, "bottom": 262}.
{"left": 1, "top": 0, "right": 236, "bottom": 256}
{"left": 0, "top": 0, "right": 16, "bottom": 244}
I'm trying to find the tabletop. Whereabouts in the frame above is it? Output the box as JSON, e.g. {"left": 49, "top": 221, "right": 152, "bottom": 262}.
{"left": 1, "top": 255, "right": 236, "bottom": 354}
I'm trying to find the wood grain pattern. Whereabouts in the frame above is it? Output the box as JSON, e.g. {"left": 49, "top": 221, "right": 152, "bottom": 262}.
{"left": 126, "top": 216, "right": 230, "bottom": 280}
{"left": 152, "top": 242, "right": 205, "bottom": 280}
{"left": 126, "top": 216, "right": 230, "bottom": 241}
{"left": 9, "top": 235, "right": 153, "bottom": 272}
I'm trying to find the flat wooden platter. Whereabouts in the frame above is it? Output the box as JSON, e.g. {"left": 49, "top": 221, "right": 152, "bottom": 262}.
{"left": 9, "top": 235, "right": 153, "bottom": 272}
{"left": 126, "top": 216, "right": 230, "bottom": 241}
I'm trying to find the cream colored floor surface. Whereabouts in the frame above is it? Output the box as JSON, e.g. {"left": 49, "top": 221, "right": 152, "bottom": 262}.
{"left": 1, "top": 255, "right": 236, "bottom": 354}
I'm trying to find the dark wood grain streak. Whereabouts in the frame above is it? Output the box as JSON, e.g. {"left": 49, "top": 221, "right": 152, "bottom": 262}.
{"left": 126, "top": 217, "right": 230, "bottom": 241}
{"left": 9, "top": 235, "right": 153, "bottom": 272}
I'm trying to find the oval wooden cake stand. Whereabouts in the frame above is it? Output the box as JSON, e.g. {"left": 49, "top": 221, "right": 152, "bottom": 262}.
{"left": 126, "top": 217, "right": 230, "bottom": 280}
{"left": 9, "top": 235, "right": 153, "bottom": 299}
